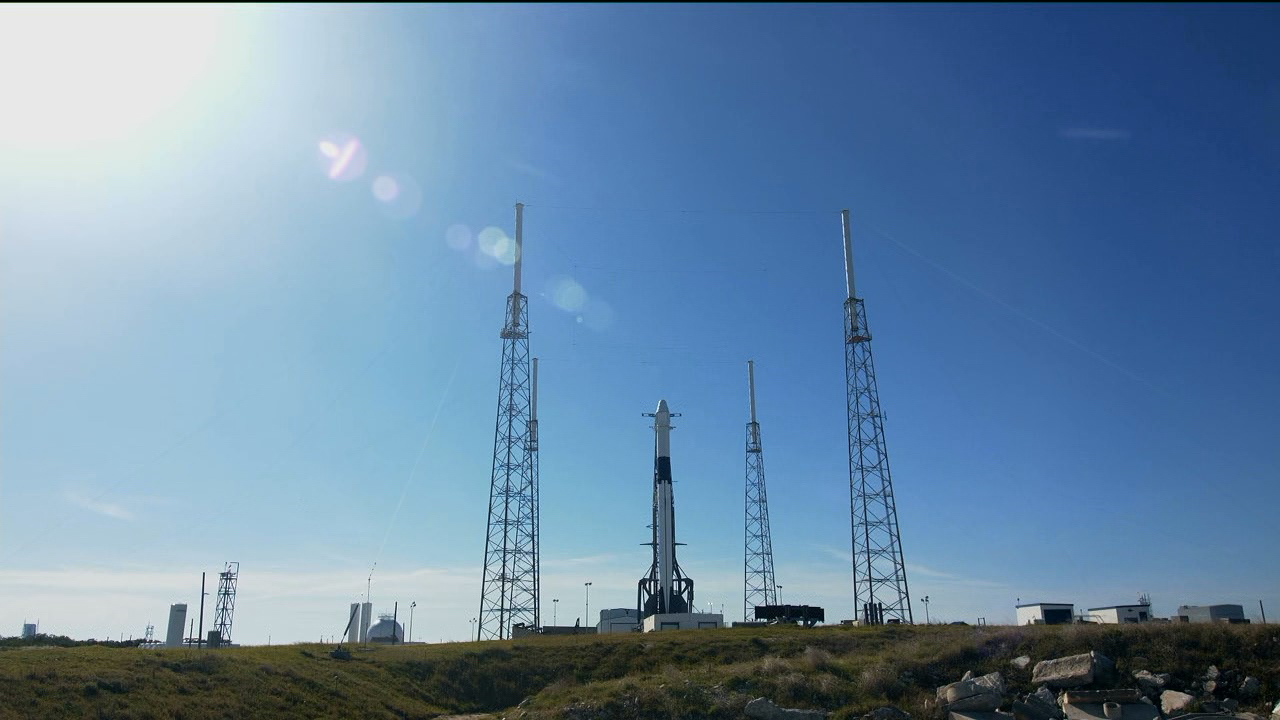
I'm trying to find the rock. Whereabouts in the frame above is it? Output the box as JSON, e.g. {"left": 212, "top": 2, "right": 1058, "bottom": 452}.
{"left": 964, "top": 671, "right": 976, "bottom": 681}
{"left": 1133, "top": 671, "right": 1170, "bottom": 697}
{"left": 938, "top": 673, "right": 1006, "bottom": 713}
{"left": 1222, "top": 699, "right": 1240, "bottom": 712}
{"left": 1063, "top": 691, "right": 1144, "bottom": 705}
{"left": 1026, "top": 687, "right": 1064, "bottom": 720}
{"left": 1273, "top": 699, "right": 1280, "bottom": 720}
{"left": 745, "top": 697, "right": 828, "bottom": 720}
{"left": 865, "top": 707, "right": 911, "bottom": 720}
{"left": 1014, "top": 701, "right": 1056, "bottom": 720}
{"left": 1012, "top": 657, "right": 1032, "bottom": 671}
{"left": 1240, "top": 677, "right": 1261, "bottom": 698}
{"left": 1160, "top": 691, "right": 1195, "bottom": 715}
{"left": 1091, "top": 653, "right": 1116, "bottom": 683}
{"left": 1201, "top": 701, "right": 1221, "bottom": 713}
{"left": 1205, "top": 680, "right": 1219, "bottom": 696}
{"left": 1137, "top": 698, "right": 1153, "bottom": 706}
{"left": 1034, "top": 654, "right": 1101, "bottom": 689}
{"left": 1206, "top": 666, "right": 1220, "bottom": 682}
{"left": 1236, "top": 713, "right": 1267, "bottom": 720}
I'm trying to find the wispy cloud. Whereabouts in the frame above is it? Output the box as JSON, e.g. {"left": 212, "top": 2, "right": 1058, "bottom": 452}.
{"left": 62, "top": 489, "right": 134, "bottom": 520}
{"left": 1060, "top": 128, "right": 1131, "bottom": 141}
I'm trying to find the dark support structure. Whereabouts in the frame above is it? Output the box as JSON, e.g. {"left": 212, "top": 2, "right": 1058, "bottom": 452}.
{"left": 743, "top": 361, "right": 778, "bottom": 621}
{"left": 478, "top": 203, "right": 539, "bottom": 640}
{"left": 213, "top": 561, "right": 239, "bottom": 645}
{"left": 841, "top": 209, "right": 913, "bottom": 625}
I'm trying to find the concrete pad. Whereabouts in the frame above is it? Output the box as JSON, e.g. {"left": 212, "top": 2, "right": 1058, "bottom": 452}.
{"left": 1064, "top": 691, "right": 1144, "bottom": 705}
{"left": 950, "top": 712, "right": 1014, "bottom": 720}
{"left": 1063, "top": 703, "right": 1158, "bottom": 720}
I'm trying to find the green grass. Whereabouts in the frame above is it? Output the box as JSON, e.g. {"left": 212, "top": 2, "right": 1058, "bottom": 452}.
{"left": 1, "top": 624, "right": 1277, "bottom": 719}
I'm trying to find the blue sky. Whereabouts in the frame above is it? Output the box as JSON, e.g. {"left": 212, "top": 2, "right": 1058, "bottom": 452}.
{"left": 2, "top": 4, "right": 1278, "bottom": 643}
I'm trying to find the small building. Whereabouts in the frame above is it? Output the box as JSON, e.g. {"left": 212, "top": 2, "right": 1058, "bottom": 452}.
{"left": 641, "top": 612, "right": 723, "bottom": 632}
{"left": 1175, "top": 605, "right": 1247, "bottom": 624}
{"left": 1087, "top": 604, "right": 1152, "bottom": 624}
{"left": 597, "top": 608, "right": 640, "bottom": 634}
{"left": 1016, "top": 602, "right": 1074, "bottom": 625}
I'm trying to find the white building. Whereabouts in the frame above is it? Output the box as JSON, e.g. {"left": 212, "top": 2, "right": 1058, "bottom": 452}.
{"left": 597, "top": 608, "right": 640, "bottom": 634}
{"left": 641, "top": 612, "right": 723, "bottom": 632}
{"left": 1087, "top": 604, "right": 1152, "bottom": 624}
{"left": 165, "top": 603, "right": 188, "bottom": 647}
{"left": 1016, "top": 602, "right": 1074, "bottom": 625}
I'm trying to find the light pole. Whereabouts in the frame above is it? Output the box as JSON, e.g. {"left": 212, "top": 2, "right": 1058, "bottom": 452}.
{"left": 409, "top": 601, "right": 416, "bottom": 642}
{"left": 553, "top": 598, "right": 559, "bottom": 626}
{"left": 470, "top": 617, "right": 477, "bottom": 642}
{"left": 777, "top": 585, "right": 783, "bottom": 605}
{"left": 584, "top": 582, "right": 592, "bottom": 626}
{"left": 920, "top": 596, "right": 930, "bottom": 625}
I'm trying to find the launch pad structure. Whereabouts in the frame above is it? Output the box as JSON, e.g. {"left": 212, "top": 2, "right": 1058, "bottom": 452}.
{"left": 743, "top": 360, "right": 779, "bottom": 621}
{"left": 475, "top": 203, "right": 913, "bottom": 633}
{"left": 477, "top": 203, "right": 541, "bottom": 641}
{"left": 841, "top": 210, "right": 913, "bottom": 625}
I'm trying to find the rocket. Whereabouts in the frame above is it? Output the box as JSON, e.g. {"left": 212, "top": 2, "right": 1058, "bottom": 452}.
{"left": 638, "top": 399, "right": 694, "bottom": 618}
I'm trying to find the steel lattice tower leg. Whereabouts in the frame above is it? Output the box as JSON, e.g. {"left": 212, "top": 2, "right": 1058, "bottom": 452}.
{"left": 212, "top": 561, "right": 238, "bottom": 644}
{"left": 743, "top": 361, "right": 778, "bottom": 621}
{"left": 841, "top": 210, "right": 912, "bottom": 625}
{"left": 478, "top": 204, "right": 539, "bottom": 640}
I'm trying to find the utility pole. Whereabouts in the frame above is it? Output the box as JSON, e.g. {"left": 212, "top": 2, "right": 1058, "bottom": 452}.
{"left": 197, "top": 572, "right": 207, "bottom": 649}
{"left": 584, "top": 582, "right": 592, "bottom": 626}
{"left": 920, "top": 595, "right": 930, "bottom": 624}
{"left": 409, "top": 601, "right": 416, "bottom": 642}
{"left": 553, "top": 598, "right": 558, "bottom": 626}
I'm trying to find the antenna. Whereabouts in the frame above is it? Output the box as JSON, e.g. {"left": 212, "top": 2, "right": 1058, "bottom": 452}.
{"left": 367, "top": 562, "right": 376, "bottom": 605}
{"left": 514, "top": 202, "right": 524, "bottom": 296}
{"left": 841, "top": 209, "right": 857, "bottom": 301}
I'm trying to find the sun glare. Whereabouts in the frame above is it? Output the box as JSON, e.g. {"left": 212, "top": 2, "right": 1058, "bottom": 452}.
{"left": 0, "top": 5, "right": 226, "bottom": 149}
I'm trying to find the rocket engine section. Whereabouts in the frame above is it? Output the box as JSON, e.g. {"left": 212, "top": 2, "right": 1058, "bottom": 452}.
{"left": 637, "top": 399, "right": 694, "bottom": 619}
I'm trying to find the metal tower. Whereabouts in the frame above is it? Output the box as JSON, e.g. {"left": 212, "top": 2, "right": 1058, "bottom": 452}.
{"left": 478, "top": 203, "right": 540, "bottom": 640}
{"left": 841, "top": 209, "right": 913, "bottom": 625}
{"left": 213, "top": 561, "right": 239, "bottom": 643}
{"left": 743, "top": 360, "right": 779, "bottom": 621}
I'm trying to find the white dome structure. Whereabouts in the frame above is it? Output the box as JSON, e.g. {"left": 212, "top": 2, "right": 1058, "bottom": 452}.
{"left": 367, "top": 614, "right": 403, "bottom": 643}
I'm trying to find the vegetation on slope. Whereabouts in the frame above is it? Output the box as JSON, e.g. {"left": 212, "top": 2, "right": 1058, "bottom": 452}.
{"left": 1, "top": 623, "right": 1276, "bottom": 719}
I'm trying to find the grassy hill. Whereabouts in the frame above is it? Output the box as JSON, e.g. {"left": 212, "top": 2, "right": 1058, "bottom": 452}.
{"left": 1, "top": 623, "right": 1277, "bottom": 719}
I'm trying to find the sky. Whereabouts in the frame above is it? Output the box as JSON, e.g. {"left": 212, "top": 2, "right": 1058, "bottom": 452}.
{"left": 2, "top": 4, "right": 1279, "bottom": 644}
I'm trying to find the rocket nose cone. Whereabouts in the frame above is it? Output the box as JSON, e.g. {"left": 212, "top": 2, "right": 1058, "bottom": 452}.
{"left": 657, "top": 399, "right": 669, "bottom": 414}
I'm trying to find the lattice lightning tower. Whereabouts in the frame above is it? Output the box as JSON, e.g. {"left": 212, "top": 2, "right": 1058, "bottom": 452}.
{"left": 743, "top": 360, "right": 778, "bottom": 621}
{"left": 478, "top": 203, "right": 540, "bottom": 640}
{"left": 213, "top": 561, "right": 239, "bottom": 643}
{"left": 840, "top": 209, "right": 913, "bottom": 625}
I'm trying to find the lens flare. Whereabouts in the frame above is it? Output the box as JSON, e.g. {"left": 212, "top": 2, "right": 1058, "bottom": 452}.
{"left": 548, "top": 276, "right": 587, "bottom": 312}
{"left": 478, "top": 226, "right": 519, "bottom": 265}
{"left": 317, "top": 134, "right": 366, "bottom": 181}
{"left": 372, "top": 175, "right": 399, "bottom": 202}
{"left": 371, "top": 173, "right": 422, "bottom": 219}
{"left": 446, "top": 224, "right": 472, "bottom": 250}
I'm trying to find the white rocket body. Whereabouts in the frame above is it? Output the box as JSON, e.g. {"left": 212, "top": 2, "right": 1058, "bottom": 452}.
{"left": 654, "top": 400, "right": 674, "bottom": 608}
